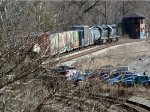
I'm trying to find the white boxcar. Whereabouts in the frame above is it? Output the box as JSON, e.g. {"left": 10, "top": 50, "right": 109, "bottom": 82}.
{"left": 50, "top": 34, "right": 55, "bottom": 55}
{"left": 58, "top": 32, "right": 63, "bottom": 54}
{"left": 89, "top": 28, "right": 94, "bottom": 45}
{"left": 58, "top": 32, "right": 67, "bottom": 54}
{"left": 62, "top": 32, "right": 67, "bottom": 53}
{"left": 50, "top": 33, "right": 59, "bottom": 55}
{"left": 84, "top": 26, "right": 90, "bottom": 46}
{"left": 66, "top": 31, "right": 74, "bottom": 51}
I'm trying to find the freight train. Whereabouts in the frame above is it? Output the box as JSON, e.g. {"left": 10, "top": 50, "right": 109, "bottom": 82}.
{"left": 50, "top": 25, "right": 119, "bottom": 55}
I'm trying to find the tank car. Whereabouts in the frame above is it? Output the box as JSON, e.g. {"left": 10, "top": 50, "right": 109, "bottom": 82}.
{"left": 92, "top": 24, "right": 118, "bottom": 44}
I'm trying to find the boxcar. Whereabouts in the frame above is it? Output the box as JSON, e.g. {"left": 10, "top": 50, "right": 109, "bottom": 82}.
{"left": 58, "top": 32, "right": 65, "bottom": 54}
{"left": 50, "top": 34, "right": 55, "bottom": 55}
{"left": 73, "top": 31, "right": 79, "bottom": 49}
{"left": 50, "top": 33, "right": 59, "bottom": 55}
{"left": 39, "top": 32, "right": 50, "bottom": 56}
{"left": 72, "top": 26, "right": 85, "bottom": 47}
{"left": 90, "top": 27, "right": 94, "bottom": 43}
{"left": 84, "top": 26, "right": 90, "bottom": 46}
{"left": 73, "top": 25, "right": 90, "bottom": 47}
{"left": 89, "top": 28, "right": 94, "bottom": 45}
{"left": 62, "top": 32, "right": 67, "bottom": 53}
{"left": 70, "top": 31, "right": 74, "bottom": 50}
{"left": 78, "top": 30, "right": 84, "bottom": 47}
{"left": 66, "top": 31, "right": 74, "bottom": 51}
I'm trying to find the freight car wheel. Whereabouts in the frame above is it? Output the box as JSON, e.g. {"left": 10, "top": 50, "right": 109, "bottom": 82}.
{"left": 110, "top": 39, "right": 113, "bottom": 43}
{"left": 99, "top": 41, "right": 103, "bottom": 45}
{"left": 113, "top": 37, "right": 118, "bottom": 42}
{"left": 116, "top": 37, "right": 119, "bottom": 41}
{"left": 103, "top": 39, "right": 107, "bottom": 44}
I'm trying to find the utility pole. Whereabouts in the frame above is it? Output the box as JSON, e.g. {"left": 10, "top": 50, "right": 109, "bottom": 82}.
{"left": 122, "top": 1, "right": 125, "bottom": 18}
{"left": 105, "top": 1, "right": 107, "bottom": 25}
{"left": 122, "top": 1, "right": 125, "bottom": 36}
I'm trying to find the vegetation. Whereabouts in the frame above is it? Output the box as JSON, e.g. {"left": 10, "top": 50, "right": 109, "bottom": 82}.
{"left": 0, "top": 0, "right": 150, "bottom": 112}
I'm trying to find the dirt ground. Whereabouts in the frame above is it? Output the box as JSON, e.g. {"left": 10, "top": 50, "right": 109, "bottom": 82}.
{"left": 69, "top": 39, "right": 150, "bottom": 99}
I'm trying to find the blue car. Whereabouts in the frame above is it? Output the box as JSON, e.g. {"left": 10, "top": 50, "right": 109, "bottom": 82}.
{"left": 107, "top": 74, "right": 137, "bottom": 85}
{"left": 134, "top": 75, "right": 149, "bottom": 84}
{"left": 122, "top": 76, "right": 138, "bottom": 86}
{"left": 122, "top": 75, "right": 149, "bottom": 87}
{"left": 72, "top": 73, "right": 90, "bottom": 83}
{"left": 143, "top": 80, "right": 150, "bottom": 86}
{"left": 101, "top": 73, "right": 120, "bottom": 81}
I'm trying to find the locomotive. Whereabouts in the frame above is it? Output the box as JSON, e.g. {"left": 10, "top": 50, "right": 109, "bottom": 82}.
{"left": 50, "top": 25, "right": 119, "bottom": 55}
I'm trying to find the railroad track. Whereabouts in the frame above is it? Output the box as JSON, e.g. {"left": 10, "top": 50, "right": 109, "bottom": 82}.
{"left": 52, "top": 94, "right": 108, "bottom": 111}
{"left": 89, "top": 93, "right": 150, "bottom": 112}
{"left": 43, "top": 39, "right": 143, "bottom": 67}
{"left": 125, "top": 100, "right": 150, "bottom": 112}
{"left": 57, "top": 38, "right": 136, "bottom": 58}
{"left": 52, "top": 93, "right": 150, "bottom": 112}
{"left": 56, "top": 39, "right": 143, "bottom": 63}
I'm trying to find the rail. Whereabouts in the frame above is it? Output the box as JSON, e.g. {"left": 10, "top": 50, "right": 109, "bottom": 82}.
{"left": 55, "top": 39, "right": 143, "bottom": 64}
{"left": 52, "top": 93, "right": 150, "bottom": 112}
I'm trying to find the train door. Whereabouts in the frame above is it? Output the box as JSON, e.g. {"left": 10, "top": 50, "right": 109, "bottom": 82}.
{"left": 73, "top": 31, "right": 79, "bottom": 49}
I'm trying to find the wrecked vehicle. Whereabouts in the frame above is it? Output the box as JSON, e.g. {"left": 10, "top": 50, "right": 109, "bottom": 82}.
{"left": 107, "top": 74, "right": 138, "bottom": 85}
{"left": 52, "top": 65, "right": 76, "bottom": 75}
{"left": 143, "top": 80, "right": 150, "bottom": 86}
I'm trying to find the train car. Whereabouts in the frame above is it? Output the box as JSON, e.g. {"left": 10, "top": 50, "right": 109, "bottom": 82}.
{"left": 58, "top": 32, "right": 66, "bottom": 54}
{"left": 78, "top": 30, "right": 84, "bottom": 47}
{"left": 50, "top": 33, "right": 55, "bottom": 55}
{"left": 26, "top": 34, "right": 39, "bottom": 45}
{"left": 73, "top": 25, "right": 91, "bottom": 47}
{"left": 73, "top": 31, "right": 79, "bottom": 49}
{"left": 66, "top": 31, "right": 74, "bottom": 51}
{"left": 39, "top": 32, "right": 50, "bottom": 56}
{"left": 62, "top": 32, "right": 67, "bottom": 53}
{"left": 50, "top": 33, "right": 59, "bottom": 55}
{"left": 109, "top": 24, "right": 118, "bottom": 40}
{"left": 84, "top": 26, "right": 90, "bottom": 46}
{"left": 100, "top": 25, "right": 109, "bottom": 43}
{"left": 91, "top": 26, "right": 103, "bottom": 44}
{"left": 93, "top": 25, "right": 118, "bottom": 44}
{"left": 89, "top": 27, "right": 94, "bottom": 45}
{"left": 101, "top": 25, "right": 118, "bottom": 42}
{"left": 72, "top": 26, "right": 85, "bottom": 47}
{"left": 49, "top": 24, "right": 118, "bottom": 56}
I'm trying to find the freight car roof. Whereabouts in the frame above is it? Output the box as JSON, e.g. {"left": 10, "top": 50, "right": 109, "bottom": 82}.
{"left": 124, "top": 12, "right": 146, "bottom": 19}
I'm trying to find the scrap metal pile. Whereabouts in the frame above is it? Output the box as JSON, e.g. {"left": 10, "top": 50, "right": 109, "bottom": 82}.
{"left": 53, "top": 65, "right": 150, "bottom": 87}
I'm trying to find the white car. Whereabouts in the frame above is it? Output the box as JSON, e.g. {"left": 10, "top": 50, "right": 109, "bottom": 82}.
{"left": 66, "top": 68, "right": 80, "bottom": 80}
